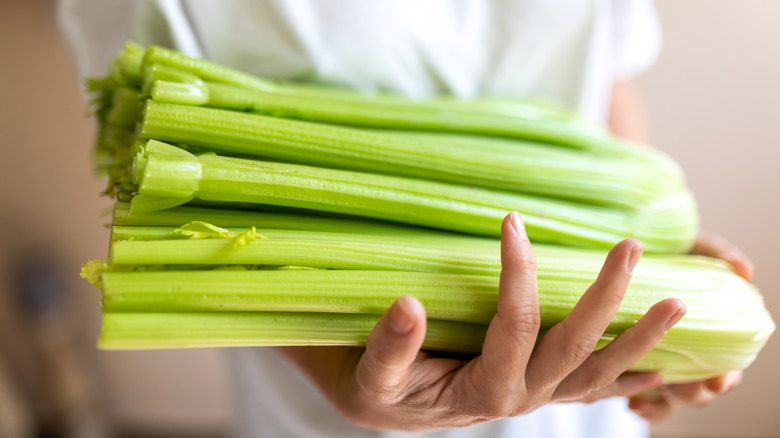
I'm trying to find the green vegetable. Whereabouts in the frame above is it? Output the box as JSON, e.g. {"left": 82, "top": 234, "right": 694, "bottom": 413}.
{"left": 89, "top": 244, "right": 774, "bottom": 383}
{"left": 130, "top": 139, "right": 697, "bottom": 252}
{"left": 98, "top": 312, "right": 488, "bottom": 353}
{"left": 139, "top": 99, "right": 682, "bottom": 209}
{"left": 78, "top": 43, "right": 774, "bottom": 385}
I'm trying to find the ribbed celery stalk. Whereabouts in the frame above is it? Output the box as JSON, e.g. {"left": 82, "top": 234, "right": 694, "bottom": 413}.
{"left": 101, "top": 271, "right": 498, "bottom": 322}
{"left": 110, "top": 41, "right": 145, "bottom": 88}
{"left": 111, "top": 223, "right": 495, "bottom": 248}
{"left": 97, "top": 262, "right": 768, "bottom": 328}
{"left": 99, "top": 312, "right": 489, "bottom": 353}
{"left": 139, "top": 100, "right": 680, "bottom": 208}
{"left": 111, "top": 202, "right": 449, "bottom": 237}
{"left": 113, "top": 202, "right": 455, "bottom": 240}
{"left": 92, "top": 261, "right": 774, "bottom": 383}
{"left": 130, "top": 140, "right": 698, "bottom": 252}
{"left": 109, "top": 233, "right": 499, "bottom": 275}
{"left": 141, "top": 46, "right": 625, "bottom": 155}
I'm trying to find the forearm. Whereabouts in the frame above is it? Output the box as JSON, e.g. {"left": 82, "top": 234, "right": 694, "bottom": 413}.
{"left": 608, "top": 80, "right": 650, "bottom": 142}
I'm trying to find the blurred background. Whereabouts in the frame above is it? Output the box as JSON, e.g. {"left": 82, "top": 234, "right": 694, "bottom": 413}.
{"left": 0, "top": 1, "right": 777, "bottom": 437}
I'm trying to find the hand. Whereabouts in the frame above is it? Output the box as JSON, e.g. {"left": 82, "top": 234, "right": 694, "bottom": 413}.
{"left": 628, "top": 232, "right": 753, "bottom": 422}
{"left": 691, "top": 231, "right": 754, "bottom": 281}
{"left": 628, "top": 372, "right": 743, "bottom": 422}
{"left": 276, "top": 212, "right": 685, "bottom": 432}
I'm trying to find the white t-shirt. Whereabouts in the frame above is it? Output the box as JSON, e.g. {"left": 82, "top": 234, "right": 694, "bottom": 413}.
{"left": 58, "top": 1, "right": 662, "bottom": 436}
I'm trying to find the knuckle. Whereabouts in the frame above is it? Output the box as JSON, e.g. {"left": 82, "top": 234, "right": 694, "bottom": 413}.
{"left": 478, "top": 395, "right": 519, "bottom": 420}
{"left": 586, "top": 367, "right": 617, "bottom": 393}
{"left": 565, "top": 336, "right": 598, "bottom": 363}
{"left": 356, "top": 377, "right": 400, "bottom": 403}
{"left": 501, "top": 305, "right": 541, "bottom": 336}
{"left": 354, "top": 367, "right": 403, "bottom": 404}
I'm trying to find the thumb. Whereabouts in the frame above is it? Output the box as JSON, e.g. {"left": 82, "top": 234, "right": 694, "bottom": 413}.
{"left": 356, "top": 296, "right": 427, "bottom": 397}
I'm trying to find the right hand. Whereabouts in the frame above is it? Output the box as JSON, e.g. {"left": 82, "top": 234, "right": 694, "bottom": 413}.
{"left": 277, "top": 212, "right": 686, "bottom": 432}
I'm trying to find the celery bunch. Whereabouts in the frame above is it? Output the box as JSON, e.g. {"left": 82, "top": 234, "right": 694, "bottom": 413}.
{"left": 81, "top": 43, "right": 775, "bottom": 383}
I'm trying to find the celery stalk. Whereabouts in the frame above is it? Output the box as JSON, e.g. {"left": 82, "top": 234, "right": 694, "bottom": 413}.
{"left": 112, "top": 202, "right": 465, "bottom": 237}
{"left": 139, "top": 100, "right": 680, "bottom": 208}
{"left": 99, "top": 312, "right": 488, "bottom": 353}
{"left": 141, "top": 46, "right": 623, "bottom": 154}
{"left": 131, "top": 140, "right": 698, "bottom": 253}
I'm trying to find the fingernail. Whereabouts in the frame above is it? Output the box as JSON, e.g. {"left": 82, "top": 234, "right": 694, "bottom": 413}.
{"left": 509, "top": 211, "right": 527, "bottom": 239}
{"left": 627, "top": 242, "right": 644, "bottom": 274}
{"left": 726, "top": 371, "right": 743, "bottom": 392}
{"left": 390, "top": 297, "right": 415, "bottom": 335}
{"left": 664, "top": 306, "right": 686, "bottom": 332}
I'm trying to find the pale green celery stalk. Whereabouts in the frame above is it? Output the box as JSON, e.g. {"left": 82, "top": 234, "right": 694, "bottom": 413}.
{"left": 109, "top": 41, "right": 145, "bottom": 89}
{"left": 140, "top": 50, "right": 620, "bottom": 154}
{"left": 104, "top": 228, "right": 766, "bottom": 320}
{"left": 106, "top": 87, "right": 143, "bottom": 128}
{"left": 101, "top": 271, "right": 498, "bottom": 322}
{"left": 142, "top": 47, "right": 569, "bottom": 122}
{"left": 142, "top": 65, "right": 209, "bottom": 105}
{"left": 95, "top": 265, "right": 774, "bottom": 382}
{"left": 382, "top": 130, "right": 686, "bottom": 198}
{"left": 142, "top": 46, "right": 278, "bottom": 92}
{"left": 202, "top": 81, "right": 627, "bottom": 157}
{"left": 110, "top": 225, "right": 491, "bottom": 245}
{"left": 97, "top": 309, "right": 769, "bottom": 383}
{"left": 129, "top": 194, "right": 195, "bottom": 213}
{"left": 138, "top": 99, "right": 680, "bottom": 209}
{"left": 97, "top": 265, "right": 771, "bottom": 334}
{"left": 131, "top": 140, "right": 698, "bottom": 252}
{"left": 92, "top": 88, "right": 142, "bottom": 181}
{"left": 99, "top": 312, "right": 488, "bottom": 353}
{"left": 105, "top": 220, "right": 734, "bottom": 286}
{"left": 111, "top": 202, "right": 451, "bottom": 237}
{"left": 96, "top": 310, "right": 765, "bottom": 383}
{"left": 109, "top": 232, "right": 499, "bottom": 275}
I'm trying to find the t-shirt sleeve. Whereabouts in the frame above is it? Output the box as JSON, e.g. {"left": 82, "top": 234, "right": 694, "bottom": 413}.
{"left": 57, "top": 0, "right": 199, "bottom": 84}
{"left": 57, "top": 0, "right": 138, "bottom": 82}
{"left": 611, "top": 0, "right": 663, "bottom": 80}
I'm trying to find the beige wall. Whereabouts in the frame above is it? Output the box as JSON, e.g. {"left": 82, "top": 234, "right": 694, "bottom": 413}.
{"left": 0, "top": 1, "right": 777, "bottom": 437}
{"left": 640, "top": 1, "right": 780, "bottom": 437}
{"left": 0, "top": 1, "right": 230, "bottom": 436}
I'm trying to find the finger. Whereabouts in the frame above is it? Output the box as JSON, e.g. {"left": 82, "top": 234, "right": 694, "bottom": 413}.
{"left": 575, "top": 373, "right": 662, "bottom": 403}
{"left": 527, "top": 239, "right": 643, "bottom": 393}
{"left": 661, "top": 382, "right": 714, "bottom": 407}
{"left": 692, "top": 232, "right": 754, "bottom": 281}
{"left": 553, "top": 298, "right": 686, "bottom": 401}
{"left": 660, "top": 370, "right": 742, "bottom": 408}
{"left": 704, "top": 371, "right": 743, "bottom": 394}
{"left": 722, "top": 252, "right": 754, "bottom": 282}
{"left": 356, "top": 296, "right": 427, "bottom": 400}
{"left": 474, "top": 212, "right": 540, "bottom": 398}
{"left": 629, "top": 397, "right": 674, "bottom": 422}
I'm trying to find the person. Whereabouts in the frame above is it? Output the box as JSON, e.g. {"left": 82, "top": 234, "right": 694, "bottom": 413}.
{"left": 58, "top": 0, "right": 752, "bottom": 436}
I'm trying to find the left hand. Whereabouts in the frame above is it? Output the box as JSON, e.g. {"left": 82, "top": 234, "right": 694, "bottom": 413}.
{"left": 628, "top": 232, "right": 753, "bottom": 422}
